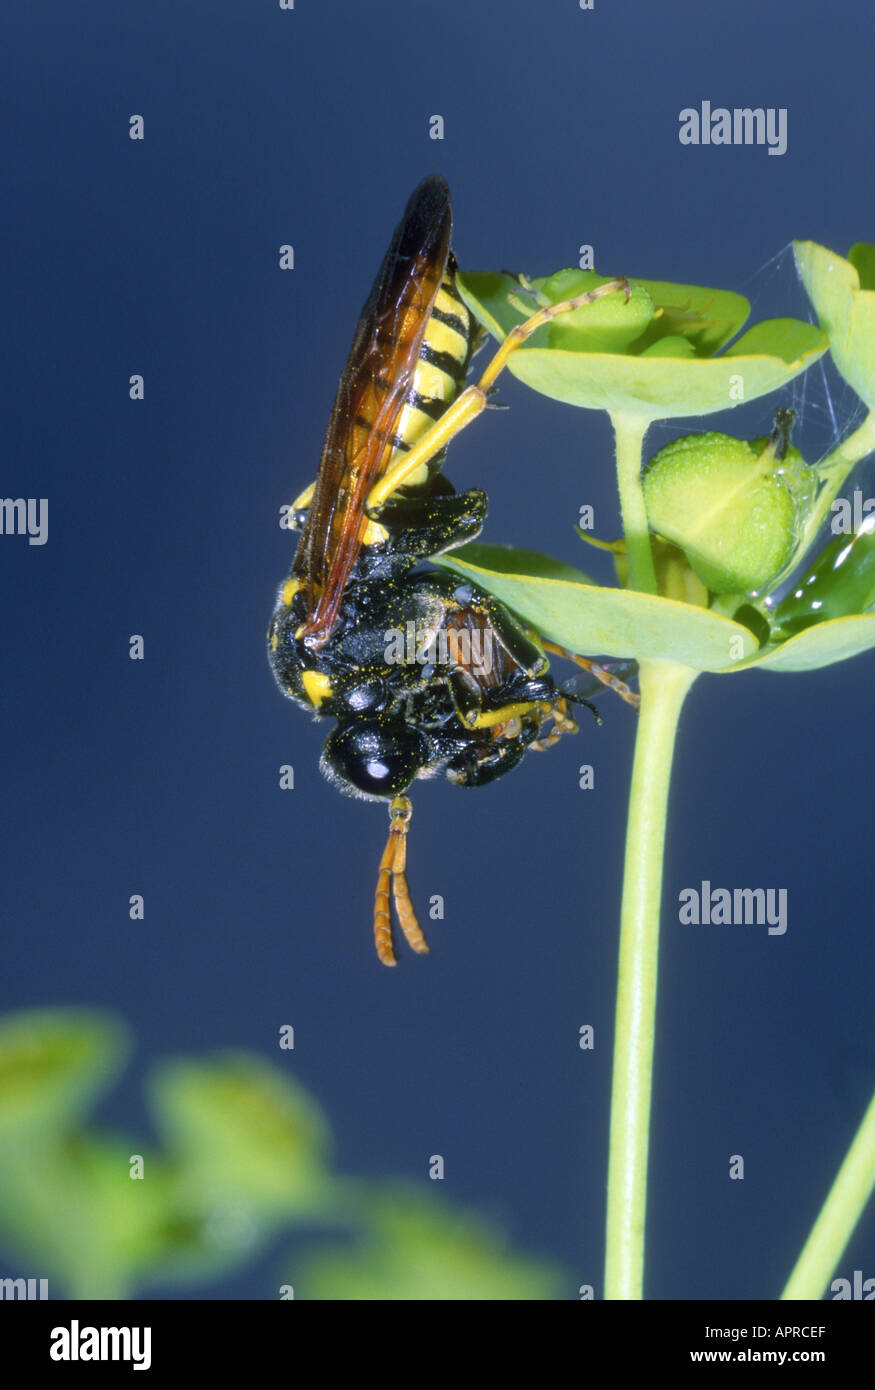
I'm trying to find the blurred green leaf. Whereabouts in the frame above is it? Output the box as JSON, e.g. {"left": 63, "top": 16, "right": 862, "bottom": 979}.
{"left": 0, "top": 1009, "right": 128, "bottom": 1143}
{"left": 0, "top": 1012, "right": 564, "bottom": 1300}
{"left": 54, "top": 1137, "right": 181, "bottom": 1296}
{"left": 150, "top": 1052, "right": 331, "bottom": 1217}
{"left": 295, "top": 1190, "right": 565, "bottom": 1301}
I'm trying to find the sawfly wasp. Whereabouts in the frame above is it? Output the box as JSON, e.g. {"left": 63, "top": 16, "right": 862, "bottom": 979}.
{"left": 268, "top": 176, "right": 637, "bottom": 965}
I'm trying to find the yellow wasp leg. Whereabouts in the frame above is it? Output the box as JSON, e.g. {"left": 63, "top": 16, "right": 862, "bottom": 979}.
{"left": 291, "top": 477, "right": 386, "bottom": 545}
{"left": 367, "top": 388, "right": 486, "bottom": 512}
{"left": 465, "top": 698, "right": 552, "bottom": 731}
{"left": 291, "top": 481, "right": 315, "bottom": 511}
{"left": 366, "top": 276, "right": 630, "bottom": 513}
{"left": 373, "top": 796, "right": 428, "bottom": 966}
{"left": 475, "top": 276, "right": 629, "bottom": 393}
{"left": 540, "top": 639, "right": 641, "bottom": 709}
{"left": 529, "top": 696, "right": 579, "bottom": 751}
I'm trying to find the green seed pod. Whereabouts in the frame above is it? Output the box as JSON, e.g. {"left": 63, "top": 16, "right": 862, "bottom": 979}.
{"left": 642, "top": 412, "right": 809, "bottom": 594}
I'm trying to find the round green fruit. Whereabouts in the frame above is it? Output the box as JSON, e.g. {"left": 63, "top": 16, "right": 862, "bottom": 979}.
{"left": 643, "top": 430, "right": 806, "bottom": 594}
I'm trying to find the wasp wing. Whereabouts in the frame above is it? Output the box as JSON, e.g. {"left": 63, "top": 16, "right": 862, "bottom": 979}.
{"left": 293, "top": 176, "right": 453, "bottom": 645}
{"left": 559, "top": 661, "right": 640, "bottom": 703}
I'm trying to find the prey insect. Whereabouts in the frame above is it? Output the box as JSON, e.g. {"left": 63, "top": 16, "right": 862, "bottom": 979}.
{"left": 268, "top": 175, "right": 637, "bottom": 965}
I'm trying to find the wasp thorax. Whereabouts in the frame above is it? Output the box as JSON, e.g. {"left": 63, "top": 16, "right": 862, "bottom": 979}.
{"left": 643, "top": 420, "right": 809, "bottom": 595}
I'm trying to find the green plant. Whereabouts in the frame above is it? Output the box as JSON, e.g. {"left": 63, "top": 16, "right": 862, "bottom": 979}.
{"left": 0, "top": 1008, "right": 564, "bottom": 1299}
{"left": 432, "top": 240, "right": 875, "bottom": 1299}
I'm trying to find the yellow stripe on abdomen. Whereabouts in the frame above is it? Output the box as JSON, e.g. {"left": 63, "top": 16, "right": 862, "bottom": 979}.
{"left": 383, "top": 272, "right": 472, "bottom": 482}
{"left": 426, "top": 311, "right": 469, "bottom": 359}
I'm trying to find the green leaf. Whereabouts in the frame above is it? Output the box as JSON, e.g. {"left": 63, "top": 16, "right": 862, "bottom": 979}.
{"left": 442, "top": 543, "right": 598, "bottom": 587}
{"left": 0, "top": 1009, "right": 127, "bottom": 1142}
{"left": 795, "top": 239, "right": 875, "bottom": 407}
{"left": 50, "top": 1137, "right": 180, "bottom": 1292}
{"left": 490, "top": 344, "right": 823, "bottom": 419}
{"left": 534, "top": 269, "right": 655, "bottom": 353}
{"left": 150, "top": 1053, "right": 331, "bottom": 1217}
{"left": 0, "top": 1135, "right": 170, "bottom": 1300}
{"left": 295, "top": 1190, "right": 564, "bottom": 1301}
{"left": 434, "top": 544, "right": 758, "bottom": 669}
{"left": 849, "top": 242, "right": 875, "bottom": 292}
{"left": 621, "top": 276, "right": 750, "bottom": 355}
{"left": 846, "top": 291, "right": 875, "bottom": 402}
{"left": 486, "top": 268, "right": 750, "bottom": 356}
{"left": 723, "top": 318, "right": 827, "bottom": 365}
{"left": 457, "top": 271, "right": 824, "bottom": 419}
{"left": 456, "top": 271, "right": 527, "bottom": 341}
{"left": 727, "top": 615, "right": 875, "bottom": 672}
{"left": 458, "top": 270, "right": 825, "bottom": 420}
{"left": 459, "top": 271, "right": 653, "bottom": 353}
{"left": 640, "top": 335, "right": 697, "bottom": 359}
{"left": 795, "top": 240, "right": 858, "bottom": 336}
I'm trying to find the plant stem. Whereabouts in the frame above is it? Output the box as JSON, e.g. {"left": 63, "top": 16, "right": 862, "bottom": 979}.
{"left": 611, "top": 411, "right": 657, "bottom": 594}
{"left": 781, "top": 1088, "right": 875, "bottom": 1300}
{"left": 604, "top": 657, "right": 697, "bottom": 1299}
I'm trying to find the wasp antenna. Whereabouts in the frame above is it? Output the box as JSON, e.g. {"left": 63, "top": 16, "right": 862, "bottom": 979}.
{"left": 374, "top": 826, "right": 399, "bottom": 967}
{"left": 393, "top": 870, "right": 429, "bottom": 955}
{"left": 389, "top": 797, "right": 429, "bottom": 956}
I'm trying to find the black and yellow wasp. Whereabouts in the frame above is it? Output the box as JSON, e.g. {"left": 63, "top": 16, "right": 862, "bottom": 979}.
{"left": 268, "top": 176, "right": 635, "bottom": 965}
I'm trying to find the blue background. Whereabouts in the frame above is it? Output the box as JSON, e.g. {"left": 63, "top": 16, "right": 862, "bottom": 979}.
{"left": 2, "top": 0, "right": 872, "bottom": 1299}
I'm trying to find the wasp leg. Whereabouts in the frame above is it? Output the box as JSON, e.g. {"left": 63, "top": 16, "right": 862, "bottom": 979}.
{"left": 373, "top": 796, "right": 428, "bottom": 966}
{"left": 450, "top": 682, "right": 553, "bottom": 734}
{"left": 529, "top": 696, "right": 580, "bottom": 750}
{"left": 474, "top": 275, "right": 629, "bottom": 395}
{"left": 366, "top": 277, "right": 630, "bottom": 513}
{"left": 291, "top": 481, "right": 314, "bottom": 511}
{"left": 373, "top": 488, "right": 487, "bottom": 558}
{"left": 435, "top": 591, "right": 556, "bottom": 733}
{"left": 539, "top": 640, "right": 640, "bottom": 709}
{"left": 286, "top": 481, "right": 315, "bottom": 530}
{"left": 445, "top": 732, "right": 530, "bottom": 787}
{"left": 446, "top": 590, "right": 550, "bottom": 682}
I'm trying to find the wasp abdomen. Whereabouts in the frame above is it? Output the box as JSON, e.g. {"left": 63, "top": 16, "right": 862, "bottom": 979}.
{"left": 387, "top": 265, "right": 475, "bottom": 490}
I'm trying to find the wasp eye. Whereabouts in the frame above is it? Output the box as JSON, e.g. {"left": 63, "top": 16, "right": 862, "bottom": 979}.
{"left": 322, "top": 720, "right": 427, "bottom": 799}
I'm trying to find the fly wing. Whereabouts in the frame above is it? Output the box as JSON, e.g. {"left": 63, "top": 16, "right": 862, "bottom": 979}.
{"left": 293, "top": 176, "right": 453, "bottom": 645}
